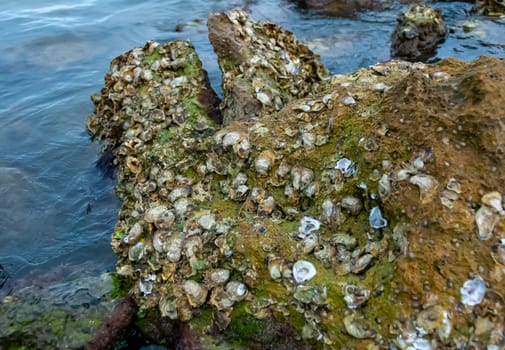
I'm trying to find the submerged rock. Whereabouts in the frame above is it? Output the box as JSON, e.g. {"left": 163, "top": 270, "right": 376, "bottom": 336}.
{"left": 391, "top": 5, "right": 448, "bottom": 61}
{"left": 0, "top": 273, "right": 123, "bottom": 349}
{"left": 87, "top": 9, "right": 505, "bottom": 349}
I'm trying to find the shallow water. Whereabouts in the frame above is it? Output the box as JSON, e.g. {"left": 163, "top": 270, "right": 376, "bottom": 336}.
{"left": 0, "top": 0, "right": 503, "bottom": 292}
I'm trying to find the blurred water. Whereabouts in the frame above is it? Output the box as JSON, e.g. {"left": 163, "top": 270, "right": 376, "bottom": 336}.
{"left": 0, "top": 0, "right": 503, "bottom": 291}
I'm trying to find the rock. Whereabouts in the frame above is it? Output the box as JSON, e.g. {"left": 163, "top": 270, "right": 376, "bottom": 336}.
{"left": 0, "top": 273, "right": 118, "bottom": 349}
{"left": 290, "top": 0, "right": 384, "bottom": 17}
{"left": 391, "top": 5, "right": 448, "bottom": 61}
{"left": 472, "top": 0, "right": 505, "bottom": 16}
{"left": 88, "top": 10, "right": 505, "bottom": 349}
{"left": 86, "top": 296, "right": 137, "bottom": 350}
{"left": 208, "top": 9, "right": 329, "bottom": 124}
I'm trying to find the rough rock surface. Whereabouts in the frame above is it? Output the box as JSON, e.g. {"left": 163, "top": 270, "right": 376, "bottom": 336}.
{"left": 472, "top": 0, "right": 505, "bottom": 16}
{"left": 391, "top": 4, "right": 448, "bottom": 61}
{"left": 0, "top": 273, "right": 124, "bottom": 349}
{"left": 290, "top": 0, "right": 384, "bottom": 17}
{"left": 87, "top": 10, "right": 505, "bottom": 349}
{"left": 208, "top": 10, "right": 329, "bottom": 125}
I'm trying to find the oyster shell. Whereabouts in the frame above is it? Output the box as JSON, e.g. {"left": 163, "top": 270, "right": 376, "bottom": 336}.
{"left": 225, "top": 281, "right": 248, "bottom": 302}
{"left": 255, "top": 150, "right": 275, "bottom": 175}
{"left": 369, "top": 206, "right": 388, "bottom": 229}
{"left": 183, "top": 280, "right": 208, "bottom": 307}
{"left": 292, "top": 260, "right": 317, "bottom": 284}
{"left": 343, "top": 284, "right": 370, "bottom": 309}
{"left": 475, "top": 205, "right": 499, "bottom": 240}
{"left": 409, "top": 174, "right": 439, "bottom": 204}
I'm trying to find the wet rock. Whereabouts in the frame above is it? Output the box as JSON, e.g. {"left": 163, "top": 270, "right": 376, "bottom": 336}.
{"left": 391, "top": 5, "right": 448, "bottom": 61}
{"left": 87, "top": 296, "right": 136, "bottom": 350}
{"left": 0, "top": 273, "right": 117, "bottom": 349}
{"left": 290, "top": 0, "right": 384, "bottom": 17}
{"left": 88, "top": 9, "right": 505, "bottom": 349}
{"left": 472, "top": 0, "right": 505, "bottom": 16}
{"left": 208, "top": 9, "right": 329, "bottom": 124}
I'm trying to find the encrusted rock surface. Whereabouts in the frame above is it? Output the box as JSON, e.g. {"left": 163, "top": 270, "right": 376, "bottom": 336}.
{"left": 391, "top": 4, "right": 448, "bottom": 61}
{"left": 85, "top": 9, "right": 505, "bottom": 349}
{"left": 472, "top": 0, "right": 505, "bottom": 16}
{"left": 0, "top": 273, "right": 124, "bottom": 349}
{"left": 208, "top": 10, "right": 329, "bottom": 124}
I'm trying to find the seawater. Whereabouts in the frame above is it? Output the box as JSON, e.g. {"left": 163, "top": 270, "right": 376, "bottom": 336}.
{"left": 0, "top": 0, "right": 503, "bottom": 291}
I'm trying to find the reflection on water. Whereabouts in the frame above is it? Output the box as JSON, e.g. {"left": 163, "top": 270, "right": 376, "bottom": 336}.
{"left": 0, "top": 0, "right": 503, "bottom": 290}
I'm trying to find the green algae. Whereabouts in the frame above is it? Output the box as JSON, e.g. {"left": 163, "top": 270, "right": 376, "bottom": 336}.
{"left": 111, "top": 273, "right": 133, "bottom": 298}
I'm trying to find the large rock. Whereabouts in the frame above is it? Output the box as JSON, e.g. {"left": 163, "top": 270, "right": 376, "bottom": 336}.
{"left": 0, "top": 273, "right": 135, "bottom": 349}
{"left": 88, "top": 10, "right": 505, "bottom": 349}
{"left": 391, "top": 5, "right": 448, "bottom": 61}
{"left": 208, "top": 10, "right": 329, "bottom": 125}
{"left": 472, "top": 0, "right": 505, "bottom": 16}
{"left": 290, "top": 0, "right": 384, "bottom": 17}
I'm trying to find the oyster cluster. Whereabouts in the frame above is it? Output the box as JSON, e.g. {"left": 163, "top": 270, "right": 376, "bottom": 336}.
{"left": 391, "top": 4, "right": 448, "bottom": 61}
{"left": 88, "top": 9, "right": 505, "bottom": 349}
{"left": 208, "top": 9, "right": 330, "bottom": 125}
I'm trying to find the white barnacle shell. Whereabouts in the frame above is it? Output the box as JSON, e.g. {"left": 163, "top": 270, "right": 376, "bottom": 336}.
{"left": 378, "top": 173, "right": 391, "bottom": 199}
{"left": 321, "top": 199, "right": 334, "bottom": 219}
{"left": 481, "top": 191, "right": 504, "bottom": 214}
{"left": 144, "top": 205, "right": 168, "bottom": 223}
{"left": 207, "top": 269, "right": 231, "bottom": 286}
{"left": 256, "top": 91, "right": 271, "bottom": 105}
{"left": 124, "top": 222, "right": 143, "bottom": 245}
{"left": 168, "top": 186, "right": 191, "bottom": 203}
{"left": 475, "top": 205, "right": 499, "bottom": 240}
{"left": 232, "top": 172, "right": 248, "bottom": 188}
{"left": 409, "top": 174, "right": 439, "bottom": 204}
{"left": 460, "top": 277, "right": 486, "bottom": 306}
{"left": 166, "top": 233, "right": 184, "bottom": 262}
{"left": 222, "top": 131, "right": 243, "bottom": 147}
{"left": 197, "top": 213, "right": 216, "bottom": 231}
{"left": 292, "top": 260, "right": 317, "bottom": 284}
{"left": 154, "top": 210, "right": 175, "bottom": 230}
{"left": 336, "top": 158, "right": 356, "bottom": 177}
{"left": 225, "top": 281, "right": 248, "bottom": 302}
{"left": 300, "top": 216, "right": 321, "bottom": 236}
{"left": 153, "top": 230, "right": 168, "bottom": 253}
{"left": 342, "top": 196, "right": 362, "bottom": 216}
{"left": 301, "top": 233, "right": 319, "bottom": 254}
{"left": 183, "top": 280, "right": 208, "bottom": 307}
{"left": 139, "top": 274, "right": 156, "bottom": 296}
{"left": 174, "top": 198, "right": 193, "bottom": 218}
{"left": 446, "top": 177, "right": 462, "bottom": 194}
{"left": 254, "top": 150, "right": 275, "bottom": 175}
{"left": 233, "top": 138, "right": 251, "bottom": 159}
{"left": 369, "top": 206, "right": 388, "bottom": 229}
{"left": 341, "top": 96, "right": 356, "bottom": 106}
{"left": 128, "top": 242, "right": 144, "bottom": 261}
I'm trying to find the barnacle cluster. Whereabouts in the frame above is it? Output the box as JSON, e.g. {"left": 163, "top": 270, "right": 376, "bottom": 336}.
{"left": 87, "top": 9, "right": 505, "bottom": 349}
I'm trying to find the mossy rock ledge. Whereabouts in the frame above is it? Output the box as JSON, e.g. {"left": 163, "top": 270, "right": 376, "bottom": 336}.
{"left": 86, "top": 9, "right": 505, "bottom": 350}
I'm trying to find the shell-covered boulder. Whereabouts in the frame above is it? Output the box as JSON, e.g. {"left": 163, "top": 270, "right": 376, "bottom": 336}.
{"left": 88, "top": 10, "right": 505, "bottom": 349}
{"left": 391, "top": 5, "right": 448, "bottom": 61}
{"left": 472, "top": 0, "right": 505, "bottom": 16}
{"left": 208, "top": 9, "right": 329, "bottom": 125}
